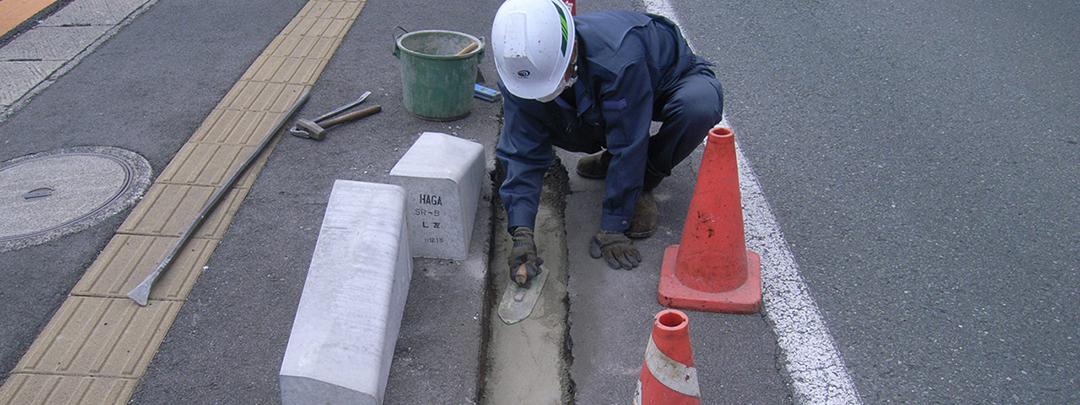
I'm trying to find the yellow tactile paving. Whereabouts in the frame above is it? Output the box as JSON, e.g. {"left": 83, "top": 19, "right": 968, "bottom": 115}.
{"left": 190, "top": 109, "right": 277, "bottom": 144}
{"left": 72, "top": 235, "right": 218, "bottom": 300}
{"left": 1, "top": 0, "right": 369, "bottom": 402}
{"left": 0, "top": 374, "right": 136, "bottom": 405}
{"left": 156, "top": 143, "right": 259, "bottom": 187}
{"left": 13, "top": 297, "right": 182, "bottom": 377}
{"left": 115, "top": 183, "right": 248, "bottom": 238}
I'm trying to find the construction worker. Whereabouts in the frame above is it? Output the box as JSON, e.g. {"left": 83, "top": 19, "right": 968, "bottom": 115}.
{"left": 492, "top": 0, "right": 723, "bottom": 282}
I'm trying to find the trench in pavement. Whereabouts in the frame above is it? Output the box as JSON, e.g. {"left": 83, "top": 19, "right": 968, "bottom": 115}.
{"left": 478, "top": 156, "right": 575, "bottom": 405}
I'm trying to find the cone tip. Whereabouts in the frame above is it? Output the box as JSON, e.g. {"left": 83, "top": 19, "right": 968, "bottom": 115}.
{"left": 709, "top": 126, "right": 733, "bottom": 138}
{"left": 655, "top": 309, "right": 688, "bottom": 331}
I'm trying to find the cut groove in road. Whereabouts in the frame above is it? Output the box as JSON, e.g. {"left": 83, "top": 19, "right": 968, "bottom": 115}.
{"left": 643, "top": 0, "right": 864, "bottom": 402}
{"left": 481, "top": 160, "right": 574, "bottom": 405}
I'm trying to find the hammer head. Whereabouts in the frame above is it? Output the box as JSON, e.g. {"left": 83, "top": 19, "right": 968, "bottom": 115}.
{"left": 289, "top": 119, "right": 326, "bottom": 140}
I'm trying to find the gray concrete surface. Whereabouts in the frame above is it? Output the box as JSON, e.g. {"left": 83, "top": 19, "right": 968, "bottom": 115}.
{"left": 482, "top": 159, "right": 573, "bottom": 405}
{"left": 4, "top": 0, "right": 1077, "bottom": 404}
{"left": 124, "top": 0, "right": 506, "bottom": 402}
{"left": 561, "top": 149, "right": 793, "bottom": 404}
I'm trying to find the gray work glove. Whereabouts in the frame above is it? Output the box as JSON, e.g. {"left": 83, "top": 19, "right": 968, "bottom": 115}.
{"left": 508, "top": 227, "right": 543, "bottom": 286}
{"left": 589, "top": 230, "right": 641, "bottom": 270}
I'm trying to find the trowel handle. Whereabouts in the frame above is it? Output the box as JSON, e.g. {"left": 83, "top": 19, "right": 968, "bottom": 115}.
{"left": 514, "top": 264, "right": 529, "bottom": 285}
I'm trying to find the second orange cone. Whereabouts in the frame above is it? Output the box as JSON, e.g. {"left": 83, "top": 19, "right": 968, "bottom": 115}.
{"left": 634, "top": 309, "right": 700, "bottom": 405}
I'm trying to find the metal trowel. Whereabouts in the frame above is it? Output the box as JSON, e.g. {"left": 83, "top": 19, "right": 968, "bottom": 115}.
{"left": 498, "top": 264, "right": 550, "bottom": 324}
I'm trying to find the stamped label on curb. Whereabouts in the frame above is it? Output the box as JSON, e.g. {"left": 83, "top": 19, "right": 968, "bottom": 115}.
{"left": 390, "top": 132, "right": 486, "bottom": 260}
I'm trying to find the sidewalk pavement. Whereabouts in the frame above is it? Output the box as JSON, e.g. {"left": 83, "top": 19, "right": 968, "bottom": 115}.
{"left": 0, "top": 0, "right": 793, "bottom": 403}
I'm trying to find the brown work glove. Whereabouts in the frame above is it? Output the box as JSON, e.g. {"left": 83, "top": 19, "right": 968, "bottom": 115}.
{"left": 508, "top": 227, "right": 543, "bottom": 286}
{"left": 589, "top": 230, "right": 641, "bottom": 270}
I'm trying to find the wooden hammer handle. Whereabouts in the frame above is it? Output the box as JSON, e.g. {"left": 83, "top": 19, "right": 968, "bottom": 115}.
{"left": 318, "top": 105, "right": 382, "bottom": 128}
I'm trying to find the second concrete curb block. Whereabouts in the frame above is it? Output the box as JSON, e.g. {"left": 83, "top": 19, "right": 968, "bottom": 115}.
{"left": 280, "top": 180, "right": 411, "bottom": 404}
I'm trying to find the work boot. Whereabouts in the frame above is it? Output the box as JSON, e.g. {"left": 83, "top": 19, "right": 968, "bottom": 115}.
{"left": 626, "top": 190, "right": 659, "bottom": 238}
{"left": 575, "top": 150, "right": 611, "bottom": 179}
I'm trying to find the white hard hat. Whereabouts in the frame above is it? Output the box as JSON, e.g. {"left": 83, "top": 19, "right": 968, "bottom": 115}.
{"left": 491, "top": 0, "right": 575, "bottom": 100}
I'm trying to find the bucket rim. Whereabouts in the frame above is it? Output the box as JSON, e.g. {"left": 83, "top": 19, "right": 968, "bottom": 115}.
{"left": 395, "top": 29, "right": 483, "bottom": 60}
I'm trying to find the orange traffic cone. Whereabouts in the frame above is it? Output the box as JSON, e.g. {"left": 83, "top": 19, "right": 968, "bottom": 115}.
{"left": 633, "top": 309, "right": 700, "bottom": 405}
{"left": 659, "top": 127, "right": 762, "bottom": 314}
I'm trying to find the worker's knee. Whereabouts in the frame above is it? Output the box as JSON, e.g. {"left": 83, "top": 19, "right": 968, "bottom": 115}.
{"left": 662, "top": 74, "right": 723, "bottom": 125}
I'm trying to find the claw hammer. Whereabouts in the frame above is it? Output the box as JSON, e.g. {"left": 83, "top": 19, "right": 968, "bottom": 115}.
{"left": 289, "top": 91, "right": 380, "bottom": 140}
{"left": 290, "top": 105, "right": 381, "bottom": 140}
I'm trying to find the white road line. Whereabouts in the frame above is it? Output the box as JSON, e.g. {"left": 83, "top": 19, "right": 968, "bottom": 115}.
{"left": 642, "top": 1, "right": 864, "bottom": 403}
{"left": 736, "top": 140, "right": 864, "bottom": 405}
{"left": 643, "top": 0, "right": 679, "bottom": 24}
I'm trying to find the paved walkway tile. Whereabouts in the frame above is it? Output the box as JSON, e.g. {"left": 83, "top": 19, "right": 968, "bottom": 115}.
{"left": 0, "top": 25, "right": 109, "bottom": 61}
{"left": 0, "top": 61, "right": 63, "bottom": 107}
{"left": 43, "top": 0, "right": 149, "bottom": 26}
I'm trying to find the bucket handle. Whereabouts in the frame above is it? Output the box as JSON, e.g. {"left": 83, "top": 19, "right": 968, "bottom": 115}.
{"left": 476, "top": 36, "right": 485, "bottom": 62}
{"left": 392, "top": 26, "right": 409, "bottom": 58}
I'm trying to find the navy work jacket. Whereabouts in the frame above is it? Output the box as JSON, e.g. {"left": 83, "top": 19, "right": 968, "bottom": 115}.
{"left": 496, "top": 10, "right": 706, "bottom": 232}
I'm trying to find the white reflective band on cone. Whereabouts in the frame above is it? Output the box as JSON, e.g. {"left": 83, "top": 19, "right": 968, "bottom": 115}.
{"left": 643, "top": 336, "right": 700, "bottom": 397}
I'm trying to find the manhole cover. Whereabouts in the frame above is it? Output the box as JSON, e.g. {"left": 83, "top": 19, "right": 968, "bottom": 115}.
{"left": 0, "top": 146, "right": 152, "bottom": 252}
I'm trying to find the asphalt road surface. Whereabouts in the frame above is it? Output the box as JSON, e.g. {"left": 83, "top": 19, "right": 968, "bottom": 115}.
{"left": 679, "top": 0, "right": 1080, "bottom": 403}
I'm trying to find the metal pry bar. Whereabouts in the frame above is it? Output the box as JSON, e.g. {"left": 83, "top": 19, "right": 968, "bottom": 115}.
{"left": 126, "top": 89, "right": 311, "bottom": 306}
{"left": 310, "top": 91, "right": 370, "bottom": 123}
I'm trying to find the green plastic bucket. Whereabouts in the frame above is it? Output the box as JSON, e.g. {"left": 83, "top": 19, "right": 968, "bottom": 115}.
{"left": 394, "top": 29, "right": 483, "bottom": 121}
